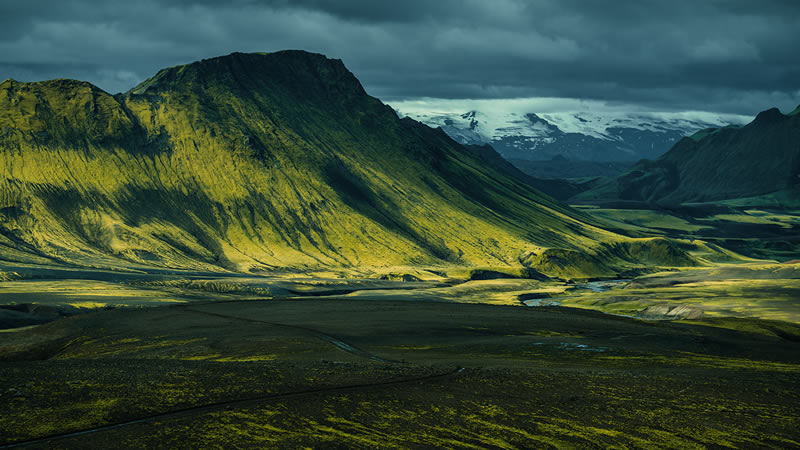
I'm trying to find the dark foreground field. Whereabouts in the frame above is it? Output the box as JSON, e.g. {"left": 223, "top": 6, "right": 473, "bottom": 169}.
{"left": 1, "top": 299, "right": 799, "bottom": 448}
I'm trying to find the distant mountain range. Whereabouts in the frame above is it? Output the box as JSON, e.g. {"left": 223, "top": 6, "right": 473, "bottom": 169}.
{"left": 575, "top": 105, "right": 800, "bottom": 205}
{"left": 394, "top": 107, "right": 748, "bottom": 162}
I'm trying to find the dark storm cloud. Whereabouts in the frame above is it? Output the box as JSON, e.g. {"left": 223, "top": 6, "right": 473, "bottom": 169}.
{"left": 1, "top": 0, "right": 798, "bottom": 114}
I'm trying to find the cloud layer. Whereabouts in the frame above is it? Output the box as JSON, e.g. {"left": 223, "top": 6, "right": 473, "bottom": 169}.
{"left": 1, "top": 0, "right": 798, "bottom": 114}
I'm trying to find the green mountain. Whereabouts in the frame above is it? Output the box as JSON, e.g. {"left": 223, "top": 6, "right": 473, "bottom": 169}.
{"left": 465, "top": 144, "right": 601, "bottom": 201}
{"left": 0, "top": 51, "right": 708, "bottom": 276}
{"left": 576, "top": 106, "right": 800, "bottom": 205}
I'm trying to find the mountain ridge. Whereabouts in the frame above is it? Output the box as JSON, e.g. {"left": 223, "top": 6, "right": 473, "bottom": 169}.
{"left": 392, "top": 103, "right": 748, "bottom": 163}
{"left": 575, "top": 105, "right": 800, "bottom": 205}
{"left": 0, "top": 51, "right": 722, "bottom": 277}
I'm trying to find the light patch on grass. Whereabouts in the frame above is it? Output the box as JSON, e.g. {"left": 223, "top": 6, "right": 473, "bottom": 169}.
{"left": 385, "top": 345, "right": 435, "bottom": 350}
{"left": 523, "top": 330, "right": 583, "bottom": 338}
{"left": 181, "top": 354, "right": 223, "bottom": 361}
{"left": 111, "top": 338, "right": 141, "bottom": 344}
{"left": 69, "top": 301, "right": 113, "bottom": 309}
{"left": 0, "top": 324, "right": 40, "bottom": 333}
{"left": 214, "top": 355, "right": 279, "bottom": 362}
{"left": 580, "top": 208, "right": 711, "bottom": 233}
{"left": 700, "top": 211, "right": 800, "bottom": 229}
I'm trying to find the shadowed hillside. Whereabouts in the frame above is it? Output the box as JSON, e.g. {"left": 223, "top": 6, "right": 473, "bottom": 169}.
{"left": 0, "top": 51, "right": 718, "bottom": 276}
{"left": 576, "top": 106, "right": 800, "bottom": 205}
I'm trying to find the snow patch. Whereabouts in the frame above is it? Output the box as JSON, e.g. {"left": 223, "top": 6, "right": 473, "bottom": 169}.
{"left": 391, "top": 97, "right": 751, "bottom": 143}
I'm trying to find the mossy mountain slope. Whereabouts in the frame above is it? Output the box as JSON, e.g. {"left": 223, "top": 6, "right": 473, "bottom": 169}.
{"left": 576, "top": 106, "right": 800, "bottom": 205}
{"left": 1, "top": 51, "right": 680, "bottom": 275}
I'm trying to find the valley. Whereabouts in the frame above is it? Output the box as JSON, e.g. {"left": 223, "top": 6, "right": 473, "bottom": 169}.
{"left": 1, "top": 50, "right": 798, "bottom": 448}
{"left": 2, "top": 249, "right": 799, "bottom": 447}
{"left": 2, "top": 295, "right": 799, "bottom": 448}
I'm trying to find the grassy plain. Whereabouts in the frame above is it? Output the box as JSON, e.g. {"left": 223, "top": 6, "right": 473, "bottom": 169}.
{"left": 547, "top": 264, "right": 800, "bottom": 322}
{"left": 574, "top": 199, "right": 800, "bottom": 261}
{"left": 562, "top": 201, "right": 800, "bottom": 322}
{"left": 1, "top": 237, "right": 798, "bottom": 448}
{"left": 1, "top": 299, "right": 799, "bottom": 448}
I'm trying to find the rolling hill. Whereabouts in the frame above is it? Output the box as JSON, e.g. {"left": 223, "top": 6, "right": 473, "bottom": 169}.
{"left": 0, "top": 51, "right": 714, "bottom": 277}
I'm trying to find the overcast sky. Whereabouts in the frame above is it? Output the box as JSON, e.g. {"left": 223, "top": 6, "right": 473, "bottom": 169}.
{"left": 1, "top": 0, "right": 798, "bottom": 115}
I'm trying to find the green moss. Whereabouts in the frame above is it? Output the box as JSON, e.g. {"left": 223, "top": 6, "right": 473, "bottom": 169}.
{"left": 0, "top": 271, "right": 23, "bottom": 282}
{"left": 0, "top": 51, "right": 697, "bottom": 278}
{"left": 521, "top": 247, "right": 616, "bottom": 279}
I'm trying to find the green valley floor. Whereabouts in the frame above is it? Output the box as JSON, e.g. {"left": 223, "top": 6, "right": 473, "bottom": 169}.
{"left": 1, "top": 270, "right": 799, "bottom": 448}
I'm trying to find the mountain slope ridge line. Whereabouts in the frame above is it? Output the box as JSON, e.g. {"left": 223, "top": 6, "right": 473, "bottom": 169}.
{"left": 0, "top": 50, "right": 727, "bottom": 278}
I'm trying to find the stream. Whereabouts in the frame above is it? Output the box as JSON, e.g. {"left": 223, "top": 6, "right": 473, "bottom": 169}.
{"left": 522, "top": 279, "right": 631, "bottom": 307}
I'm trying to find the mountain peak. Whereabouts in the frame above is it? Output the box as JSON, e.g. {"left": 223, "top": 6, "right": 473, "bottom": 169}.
{"left": 0, "top": 50, "right": 620, "bottom": 275}
{"left": 753, "top": 107, "right": 786, "bottom": 124}
{"left": 526, "top": 113, "right": 561, "bottom": 133}
{"left": 790, "top": 104, "right": 800, "bottom": 116}
{"left": 129, "top": 50, "right": 366, "bottom": 100}
{"left": 581, "top": 103, "right": 800, "bottom": 204}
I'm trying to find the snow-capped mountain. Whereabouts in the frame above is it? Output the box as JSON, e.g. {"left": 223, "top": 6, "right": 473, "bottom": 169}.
{"left": 391, "top": 99, "right": 751, "bottom": 162}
